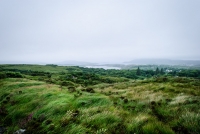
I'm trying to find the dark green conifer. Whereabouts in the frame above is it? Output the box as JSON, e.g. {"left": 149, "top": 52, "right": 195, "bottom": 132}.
{"left": 136, "top": 67, "right": 141, "bottom": 75}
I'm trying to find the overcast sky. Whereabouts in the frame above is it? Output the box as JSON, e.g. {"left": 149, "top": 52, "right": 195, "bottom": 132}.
{"left": 0, "top": 0, "right": 200, "bottom": 63}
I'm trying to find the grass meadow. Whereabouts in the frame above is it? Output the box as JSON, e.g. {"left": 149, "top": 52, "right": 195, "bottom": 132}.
{"left": 0, "top": 65, "right": 200, "bottom": 134}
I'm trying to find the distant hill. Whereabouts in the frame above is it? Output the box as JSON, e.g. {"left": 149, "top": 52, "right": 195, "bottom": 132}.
{"left": 56, "top": 60, "right": 97, "bottom": 66}
{"left": 125, "top": 59, "right": 200, "bottom": 66}
{"left": 1, "top": 59, "right": 200, "bottom": 66}
{"left": 0, "top": 60, "right": 46, "bottom": 65}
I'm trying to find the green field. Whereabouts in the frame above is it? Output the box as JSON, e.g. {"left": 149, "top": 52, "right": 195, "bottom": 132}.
{"left": 0, "top": 65, "right": 200, "bottom": 134}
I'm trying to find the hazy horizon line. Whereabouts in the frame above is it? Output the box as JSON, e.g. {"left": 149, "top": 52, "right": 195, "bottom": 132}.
{"left": 1, "top": 58, "right": 200, "bottom": 65}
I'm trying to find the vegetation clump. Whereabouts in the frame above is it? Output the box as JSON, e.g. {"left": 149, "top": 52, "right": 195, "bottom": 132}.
{"left": 68, "top": 86, "right": 76, "bottom": 92}
{"left": 85, "top": 87, "right": 95, "bottom": 93}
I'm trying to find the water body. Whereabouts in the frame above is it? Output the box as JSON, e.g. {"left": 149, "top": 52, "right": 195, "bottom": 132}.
{"left": 85, "top": 66, "right": 121, "bottom": 70}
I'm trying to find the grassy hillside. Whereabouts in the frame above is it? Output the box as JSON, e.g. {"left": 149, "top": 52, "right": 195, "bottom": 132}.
{"left": 0, "top": 65, "right": 200, "bottom": 134}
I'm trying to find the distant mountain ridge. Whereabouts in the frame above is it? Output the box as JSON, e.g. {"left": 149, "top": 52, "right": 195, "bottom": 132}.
{"left": 125, "top": 59, "right": 200, "bottom": 65}
{"left": 1, "top": 59, "right": 200, "bottom": 66}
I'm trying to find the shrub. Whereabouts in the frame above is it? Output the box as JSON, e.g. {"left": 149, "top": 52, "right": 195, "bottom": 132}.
{"left": 85, "top": 88, "right": 95, "bottom": 93}
{"left": 6, "top": 72, "right": 23, "bottom": 78}
{"left": 61, "top": 81, "right": 75, "bottom": 87}
{"left": 0, "top": 72, "right": 7, "bottom": 79}
{"left": 124, "top": 98, "right": 128, "bottom": 103}
{"left": 68, "top": 86, "right": 76, "bottom": 92}
{"left": 156, "top": 77, "right": 168, "bottom": 82}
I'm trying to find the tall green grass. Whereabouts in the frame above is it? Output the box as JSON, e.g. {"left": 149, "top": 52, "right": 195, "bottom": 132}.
{"left": 1, "top": 76, "right": 200, "bottom": 133}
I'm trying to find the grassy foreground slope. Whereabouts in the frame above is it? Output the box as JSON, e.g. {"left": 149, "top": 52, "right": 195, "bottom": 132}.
{"left": 0, "top": 65, "right": 200, "bottom": 134}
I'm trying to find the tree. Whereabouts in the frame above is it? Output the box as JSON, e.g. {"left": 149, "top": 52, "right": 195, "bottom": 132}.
{"left": 160, "top": 68, "right": 164, "bottom": 75}
{"left": 47, "top": 74, "right": 51, "bottom": 79}
{"left": 155, "top": 67, "right": 160, "bottom": 75}
{"left": 136, "top": 67, "right": 141, "bottom": 75}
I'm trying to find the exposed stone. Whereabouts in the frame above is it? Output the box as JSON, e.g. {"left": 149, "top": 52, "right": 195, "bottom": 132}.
{"left": 13, "top": 129, "right": 26, "bottom": 134}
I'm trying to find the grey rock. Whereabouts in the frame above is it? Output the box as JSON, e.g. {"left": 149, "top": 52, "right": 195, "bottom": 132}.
{"left": 13, "top": 129, "right": 26, "bottom": 134}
